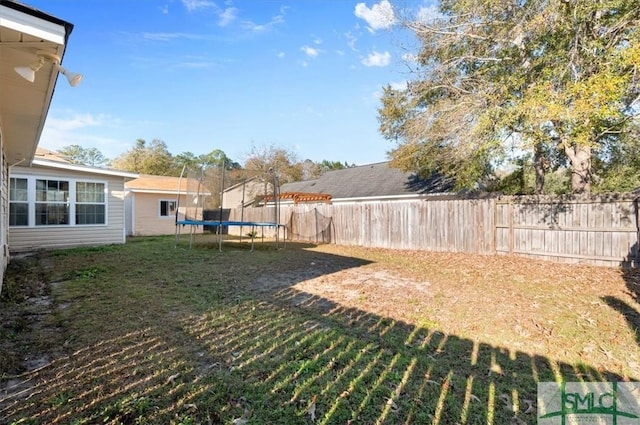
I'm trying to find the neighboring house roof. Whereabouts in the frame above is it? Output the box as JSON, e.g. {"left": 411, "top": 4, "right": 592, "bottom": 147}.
{"left": 1, "top": 0, "right": 74, "bottom": 165}
{"left": 222, "top": 176, "right": 261, "bottom": 193}
{"left": 125, "top": 174, "right": 210, "bottom": 195}
{"left": 34, "top": 147, "right": 71, "bottom": 163}
{"left": 280, "top": 162, "right": 454, "bottom": 202}
{"left": 126, "top": 175, "right": 185, "bottom": 194}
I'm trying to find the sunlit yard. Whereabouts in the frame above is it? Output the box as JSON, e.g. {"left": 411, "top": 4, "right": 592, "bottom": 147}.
{"left": 1, "top": 235, "right": 639, "bottom": 424}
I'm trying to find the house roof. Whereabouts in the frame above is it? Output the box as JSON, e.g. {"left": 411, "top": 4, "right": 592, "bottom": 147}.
{"left": 34, "top": 147, "right": 71, "bottom": 163}
{"left": 222, "top": 176, "right": 260, "bottom": 193}
{"left": 126, "top": 174, "right": 210, "bottom": 195}
{"left": 126, "top": 175, "right": 186, "bottom": 193}
{"left": 28, "top": 158, "right": 139, "bottom": 178}
{"left": 17, "top": 147, "right": 138, "bottom": 178}
{"left": 0, "top": 1, "right": 74, "bottom": 165}
{"left": 279, "top": 162, "right": 453, "bottom": 201}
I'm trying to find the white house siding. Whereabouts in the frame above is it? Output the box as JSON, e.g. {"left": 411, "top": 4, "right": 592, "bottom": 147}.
{"left": 125, "top": 193, "right": 133, "bottom": 236}
{"left": 130, "top": 192, "right": 196, "bottom": 236}
{"left": 9, "top": 166, "right": 127, "bottom": 252}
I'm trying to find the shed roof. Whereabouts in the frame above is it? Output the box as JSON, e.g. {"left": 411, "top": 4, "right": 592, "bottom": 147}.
{"left": 125, "top": 175, "right": 187, "bottom": 193}
{"left": 280, "top": 162, "right": 453, "bottom": 200}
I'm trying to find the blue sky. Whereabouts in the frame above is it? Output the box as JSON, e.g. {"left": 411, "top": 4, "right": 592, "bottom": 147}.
{"left": 27, "top": 0, "right": 435, "bottom": 166}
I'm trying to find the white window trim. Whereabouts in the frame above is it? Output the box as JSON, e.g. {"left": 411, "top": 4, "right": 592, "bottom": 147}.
{"left": 158, "top": 199, "right": 177, "bottom": 219}
{"left": 9, "top": 177, "right": 29, "bottom": 227}
{"left": 9, "top": 175, "right": 109, "bottom": 227}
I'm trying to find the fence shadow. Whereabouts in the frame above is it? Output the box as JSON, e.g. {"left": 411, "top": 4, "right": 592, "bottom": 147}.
{"left": 0, "top": 241, "right": 636, "bottom": 424}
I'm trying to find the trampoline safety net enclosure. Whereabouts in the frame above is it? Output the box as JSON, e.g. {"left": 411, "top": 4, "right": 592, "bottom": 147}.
{"left": 174, "top": 164, "right": 285, "bottom": 251}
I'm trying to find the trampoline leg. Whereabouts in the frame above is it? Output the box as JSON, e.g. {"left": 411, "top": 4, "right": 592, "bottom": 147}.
{"left": 251, "top": 225, "right": 255, "bottom": 252}
{"left": 218, "top": 225, "right": 222, "bottom": 252}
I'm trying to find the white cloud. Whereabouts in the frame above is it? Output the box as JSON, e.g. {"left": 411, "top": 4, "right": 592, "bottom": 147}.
{"left": 402, "top": 52, "right": 418, "bottom": 63}
{"left": 159, "top": 5, "right": 169, "bottom": 15}
{"left": 301, "top": 46, "right": 319, "bottom": 57}
{"left": 181, "top": 0, "right": 238, "bottom": 27}
{"left": 182, "top": 0, "right": 216, "bottom": 12}
{"left": 277, "top": 51, "right": 285, "bottom": 59}
{"left": 362, "top": 50, "right": 391, "bottom": 67}
{"left": 369, "top": 82, "right": 405, "bottom": 103}
{"left": 389, "top": 80, "right": 407, "bottom": 90}
{"left": 142, "top": 32, "right": 202, "bottom": 42}
{"left": 46, "top": 113, "right": 108, "bottom": 131}
{"left": 38, "top": 112, "right": 130, "bottom": 159}
{"left": 218, "top": 7, "right": 238, "bottom": 26}
{"left": 345, "top": 31, "right": 358, "bottom": 51}
{"left": 175, "top": 60, "right": 215, "bottom": 69}
{"left": 416, "top": 5, "right": 443, "bottom": 23}
{"left": 241, "top": 6, "right": 286, "bottom": 32}
{"left": 354, "top": 0, "right": 396, "bottom": 31}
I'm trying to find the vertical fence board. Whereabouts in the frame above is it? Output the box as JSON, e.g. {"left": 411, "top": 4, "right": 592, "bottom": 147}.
{"left": 229, "top": 194, "right": 638, "bottom": 267}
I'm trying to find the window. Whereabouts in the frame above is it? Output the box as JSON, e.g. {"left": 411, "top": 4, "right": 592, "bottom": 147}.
{"left": 160, "top": 200, "right": 177, "bottom": 217}
{"left": 9, "top": 176, "right": 108, "bottom": 227}
{"left": 35, "top": 179, "right": 69, "bottom": 225}
{"left": 9, "top": 178, "right": 28, "bottom": 226}
{"left": 76, "top": 182, "right": 106, "bottom": 225}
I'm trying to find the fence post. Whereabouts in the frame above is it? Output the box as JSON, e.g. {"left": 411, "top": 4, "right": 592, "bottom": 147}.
{"left": 508, "top": 201, "right": 514, "bottom": 255}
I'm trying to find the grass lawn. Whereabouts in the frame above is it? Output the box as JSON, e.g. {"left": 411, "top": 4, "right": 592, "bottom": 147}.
{"left": 1, "top": 235, "right": 639, "bottom": 424}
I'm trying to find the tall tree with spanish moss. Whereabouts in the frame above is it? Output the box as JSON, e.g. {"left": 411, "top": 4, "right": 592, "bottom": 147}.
{"left": 379, "top": 0, "right": 640, "bottom": 194}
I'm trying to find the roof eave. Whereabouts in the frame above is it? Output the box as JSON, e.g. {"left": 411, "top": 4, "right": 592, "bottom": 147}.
{"left": 27, "top": 158, "right": 140, "bottom": 178}
{"left": 1, "top": 1, "right": 74, "bottom": 165}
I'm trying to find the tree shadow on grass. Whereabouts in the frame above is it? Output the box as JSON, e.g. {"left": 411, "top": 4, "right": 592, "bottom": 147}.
{"left": 606, "top": 240, "right": 640, "bottom": 347}
{"left": 0, "top": 240, "right": 636, "bottom": 424}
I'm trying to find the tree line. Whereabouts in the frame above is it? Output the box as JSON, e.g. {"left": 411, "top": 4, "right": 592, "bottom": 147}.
{"left": 56, "top": 140, "right": 354, "bottom": 184}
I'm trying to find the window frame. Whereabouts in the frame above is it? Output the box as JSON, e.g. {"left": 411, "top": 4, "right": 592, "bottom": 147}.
{"left": 159, "top": 199, "right": 177, "bottom": 218}
{"left": 9, "top": 175, "right": 109, "bottom": 228}
{"left": 9, "top": 177, "right": 29, "bottom": 227}
{"left": 75, "top": 181, "right": 107, "bottom": 225}
{"left": 35, "top": 178, "right": 70, "bottom": 226}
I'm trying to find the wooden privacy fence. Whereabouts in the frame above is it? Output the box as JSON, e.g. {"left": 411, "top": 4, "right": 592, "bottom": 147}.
{"left": 229, "top": 194, "right": 640, "bottom": 267}
{"left": 494, "top": 194, "right": 639, "bottom": 267}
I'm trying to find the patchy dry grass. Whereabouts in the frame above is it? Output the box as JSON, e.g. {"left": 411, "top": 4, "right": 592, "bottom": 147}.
{"left": 1, "top": 235, "right": 639, "bottom": 424}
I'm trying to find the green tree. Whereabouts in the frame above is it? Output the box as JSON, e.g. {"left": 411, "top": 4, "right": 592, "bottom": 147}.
{"left": 111, "top": 139, "right": 173, "bottom": 175}
{"left": 379, "top": 0, "right": 640, "bottom": 194}
{"left": 57, "top": 145, "right": 109, "bottom": 167}
{"left": 318, "top": 160, "right": 354, "bottom": 172}
{"left": 172, "top": 149, "right": 240, "bottom": 176}
{"left": 172, "top": 151, "right": 199, "bottom": 175}
{"left": 299, "top": 159, "right": 354, "bottom": 180}
{"left": 592, "top": 121, "right": 640, "bottom": 192}
{"left": 197, "top": 149, "right": 240, "bottom": 170}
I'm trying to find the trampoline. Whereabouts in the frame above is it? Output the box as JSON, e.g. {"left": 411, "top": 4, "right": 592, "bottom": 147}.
{"left": 174, "top": 163, "right": 285, "bottom": 251}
